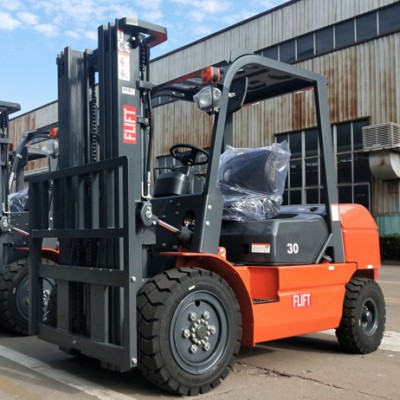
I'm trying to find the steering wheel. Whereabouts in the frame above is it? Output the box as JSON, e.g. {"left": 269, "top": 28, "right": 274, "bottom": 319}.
{"left": 170, "top": 144, "right": 209, "bottom": 166}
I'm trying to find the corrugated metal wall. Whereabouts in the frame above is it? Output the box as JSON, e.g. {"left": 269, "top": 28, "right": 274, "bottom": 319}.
{"left": 153, "top": 32, "right": 400, "bottom": 153}
{"left": 150, "top": 0, "right": 397, "bottom": 84}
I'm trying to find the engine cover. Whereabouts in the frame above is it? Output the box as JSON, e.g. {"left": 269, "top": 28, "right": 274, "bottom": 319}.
{"left": 220, "top": 212, "right": 328, "bottom": 265}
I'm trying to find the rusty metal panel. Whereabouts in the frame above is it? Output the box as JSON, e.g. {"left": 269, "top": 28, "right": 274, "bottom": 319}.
{"left": 152, "top": 101, "right": 212, "bottom": 157}
{"left": 153, "top": 33, "right": 399, "bottom": 151}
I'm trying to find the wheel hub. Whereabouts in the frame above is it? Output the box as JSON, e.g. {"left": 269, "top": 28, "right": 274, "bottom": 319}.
{"left": 363, "top": 310, "right": 373, "bottom": 323}
{"left": 361, "top": 299, "right": 378, "bottom": 336}
{"left": 182, "top": 312, "right": 217, "bottom": 352}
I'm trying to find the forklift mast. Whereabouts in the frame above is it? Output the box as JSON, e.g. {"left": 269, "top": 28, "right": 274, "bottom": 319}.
{"left": 30, "top": 19, "right": 167, "bottom": 370}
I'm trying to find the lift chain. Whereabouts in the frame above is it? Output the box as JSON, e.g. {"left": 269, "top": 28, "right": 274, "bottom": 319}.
{"left": 89, "top": 65, "right": 98, "bottom": 163}
{"left": 0, "top": 111, "right": 8, "bottom": 134}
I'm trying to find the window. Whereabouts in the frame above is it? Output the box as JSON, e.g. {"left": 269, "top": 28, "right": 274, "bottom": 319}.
{"left": 379, "top": 4, "right": 400, "bottom": 35}
{"left": 353, "top": 120, "right": 366, "bottom": 151}
{"left": 315, "top": 27, "right": 334, "bottom": 54}
{"left": 337, "top": 153, "right": 352, "bottom": 183}
{"left": 277, "top": 133, "right": 302, "bottom": 204}
{"left": 297, "top": 33, "right": 314, "bottom": 60}
{"left": 305, "top": 128, "right": 318, "bottom": 156}
{"left": 258, "top": 5, "right": 400, "bottom": 65}
{"left": 335, "top": 20, "right": 355, "bottom": 48}
{"left": 336, "top": 123, "right": 351, "bottom": 153}
{"left": 356, "top": 13, "right": 377, "bottom": 42}
{"left": 354, "top": 153, "right": 370, "bottom": 183}
{"left": 335, "top": 120, "right": 370, "bottom": 207}
{"left": 289, "top": 131, "right": 302, "bottom": 158}
{"left": 263, "top": 46, "right": 279, "bottom": 60}
{"left": 306, "top": 157, "right": 319, "bottom": 186}
{"left": 354, "top": 185, "right": 370, "bottom": 208}
{"left": 276, "top": 120, "right": 371, "bottom": 209}
{"left": 280, "top": 40, "right": 296, "bottom": 63}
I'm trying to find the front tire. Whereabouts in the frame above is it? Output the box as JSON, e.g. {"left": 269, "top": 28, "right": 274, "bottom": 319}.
{"left": 137, "top": 267, "right": 242, "bottom": 395}
{"left": 0, "top": 259, "right": 30, "bottom": 335}
{"left": 0, "top": 259, "right": 53, "bottom": 335}
{"left": 336, "top": 277, "right": 386, "bottom": 354}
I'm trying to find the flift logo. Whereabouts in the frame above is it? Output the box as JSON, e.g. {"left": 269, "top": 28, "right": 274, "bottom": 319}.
{"left": 292, "top": 293, "right": 311, "bottom": 308}
{"left": 122, "top": 105, "right": 137, "bottom": 144}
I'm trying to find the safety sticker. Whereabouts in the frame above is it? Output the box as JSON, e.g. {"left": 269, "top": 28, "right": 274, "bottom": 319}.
{"left": 117, "top": 28, "right": 131, "bottom": 81}
{"left": 118, "top": 52, "right": 130, "bottom": 81}
{"left": 122, "top": 105, "right": 137, "bottom": 144}
{"left": 251, "top": 243, "right": 271, "bottom": 254}
{"left": 122, "top": 86, "right": 135, "bottom": 96}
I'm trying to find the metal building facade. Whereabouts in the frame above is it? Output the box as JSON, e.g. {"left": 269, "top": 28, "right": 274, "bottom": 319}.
{"left": 149, "top": 0, "right": 400, "bottom": 232}
{"left": 9, "top": 0, "right": 400, "bottom": 232}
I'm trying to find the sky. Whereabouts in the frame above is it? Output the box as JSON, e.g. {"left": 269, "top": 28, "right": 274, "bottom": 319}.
{"left": 0, "top": 0, "right": 287, "bottom": 116}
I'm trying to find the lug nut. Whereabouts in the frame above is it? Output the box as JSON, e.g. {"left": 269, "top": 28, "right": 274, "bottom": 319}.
{"left": 203, "top": 343, "right": 211, "bottom": 351}
{"left": 189, "top": 312, "right": 197, "bottom": 322}
{"left": 182, "top": 329, "right": 191, "bottom": 338}
{"left": 189, "top": 345, "right": 198, "bottom": 353}
{"left": 202, "top": 311, "right": 210, "bottom": 320}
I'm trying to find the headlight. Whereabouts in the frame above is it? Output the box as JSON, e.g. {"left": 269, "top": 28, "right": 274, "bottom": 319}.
{"left": 193, "top": 86, "right": 221, "bottom": 113}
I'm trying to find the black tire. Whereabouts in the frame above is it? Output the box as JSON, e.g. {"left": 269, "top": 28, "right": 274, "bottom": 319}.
{"left": 137, "top": 267, "right": 242, "bottom": 396}
{"left": 0, "top": 259, "right": 53, "bottom": 335}
{"left": 336, "top": 277, "right": 386, "bottom": 354}
{"left": 0, "top": 259, "right": 30, "bottom": 335}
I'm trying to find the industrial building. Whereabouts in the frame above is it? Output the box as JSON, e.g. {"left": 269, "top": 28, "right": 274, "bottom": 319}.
{"left": 9, "top": 0, "right": 400, "bottom": 233}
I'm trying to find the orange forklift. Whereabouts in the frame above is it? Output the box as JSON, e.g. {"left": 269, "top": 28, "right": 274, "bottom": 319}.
{"left": 29, "top": 18, "right": 385, "bottom": 395}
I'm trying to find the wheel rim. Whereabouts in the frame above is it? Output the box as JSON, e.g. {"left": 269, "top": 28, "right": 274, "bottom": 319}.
{"left": 170, "top": 290, "right": 229, "bottom": 375}
{"left": 361, "top": 298, "right": 379, "bottom": 336}
{"left": 16, "top": 277, "right": 54, "bottom": 323}
{"left": 16, "top": 275, "right": 30, "bottom": 322}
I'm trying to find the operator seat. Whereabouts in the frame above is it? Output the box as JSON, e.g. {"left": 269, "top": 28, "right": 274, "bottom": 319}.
{"left": 153, "top": 144, "right": 208, "bottom": 197}
{"left": 153, "top": 169, "right": 190, "bottom": 197}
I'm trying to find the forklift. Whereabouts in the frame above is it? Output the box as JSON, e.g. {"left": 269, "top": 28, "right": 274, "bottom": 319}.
{"left": 0, "top": 101, "right": 58, "bottom": 334}
{"left": 29, "top": 18, "right": 385, "bottom": 395}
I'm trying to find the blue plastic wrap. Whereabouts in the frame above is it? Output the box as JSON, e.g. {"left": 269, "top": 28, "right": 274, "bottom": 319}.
{"left": 8, "top": 187, "right": 29, "bottom": 212}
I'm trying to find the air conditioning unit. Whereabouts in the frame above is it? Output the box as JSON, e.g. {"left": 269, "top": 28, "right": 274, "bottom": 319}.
{"left": 362, "top": 122, "right": 400, "bottom": 152}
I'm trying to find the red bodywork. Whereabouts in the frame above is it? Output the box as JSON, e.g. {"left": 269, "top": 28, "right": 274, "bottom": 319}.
{"left": 16, "top": 247, "right": 60, "bottom": 264}
{"left": 163, "top": 203, "right": 380, "bottom": 347}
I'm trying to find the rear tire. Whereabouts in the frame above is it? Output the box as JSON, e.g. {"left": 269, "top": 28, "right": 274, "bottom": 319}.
{"left": 336, "top": 277, "right": 385, "bottom": 354}
{"left": 137, "top": 267, "right": 242, "bottom": 395}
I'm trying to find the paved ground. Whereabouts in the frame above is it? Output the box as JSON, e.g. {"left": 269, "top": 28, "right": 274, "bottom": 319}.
{"left": 0, "top": 264, "right": 399, "bottom": 400}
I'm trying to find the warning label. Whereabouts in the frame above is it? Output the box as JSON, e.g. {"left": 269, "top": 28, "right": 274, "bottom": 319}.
{"left": 117, "top": 28, "right": 130, "bottom": 81}
{"left": 118, "top": 52, "right": 130, "bottom": 81}
{"left": 122, "top": 105, "right": 137, "bottom": 144}
{"left": 251, "top": 243, "right": 271, "bottom": 254}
